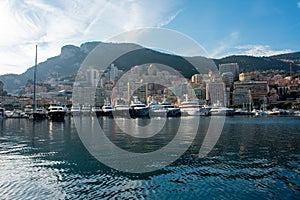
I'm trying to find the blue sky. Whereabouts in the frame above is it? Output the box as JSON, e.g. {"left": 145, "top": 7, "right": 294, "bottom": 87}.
{"left": 0, "top": 0, "right": 299, "bottom": 75}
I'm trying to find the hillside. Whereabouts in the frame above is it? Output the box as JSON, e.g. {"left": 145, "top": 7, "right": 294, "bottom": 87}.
{"left": 0, "top": 41, "right": 299, "bottom": 94}
{"left": 214, "top": 55, "right": 297, "bottom": 72}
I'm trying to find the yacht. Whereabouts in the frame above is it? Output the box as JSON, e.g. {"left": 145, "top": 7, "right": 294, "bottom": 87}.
{"left": 81, "top": 105, "right": 91, "bottom": 115}
{"left": 102, "top": 100, "right": 114, "bottom": 116}
{"left": 71, "top": 105, "right": 81, "bottom": 116}
{"left": 266, "top": 108, "right": 280, "bottom": 115}
{"left": 24, "top": 105, "right": 33, "bottom": 115}
{"left": 258, "top": 96, "right": 268, "bottom": 116}
{"left": 48, "top": 105, "right": 66, "bottom": 121}
{"left": 210, "top": 106, "right": 235, "bottom": 116}
{"left": 149, "top": 96, "right": 181, "bottom": 117}
{"left": 31, "top": 108, "right": 47, "bottom": 120}
{"left": 149, "top": 102, "right": 168, "bottom": 117}
{"left": 91, "top": 106, "right": 102, "bottom": 117}
{"left": 179, "top": 94, "right": 210, "bottom": 116}
{"left": 113, "top": 99, "right": 130, "bottom": 118}
{"left": 129, "top": 96, "right": 150, "bottom": 117}
{"left": 5, "top": 110, "right": 29, "bottom": 118}
{"left": 234, "top": 108, "right": 255, "bottom": 116}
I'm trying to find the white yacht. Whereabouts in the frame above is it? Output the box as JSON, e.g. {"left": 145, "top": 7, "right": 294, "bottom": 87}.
{"left": 31, "top": 108, "right": 47, "bottom": 120}
{"left": 149, "top": 102, "right": 168, "bottom": 117}
{"left": 129, "top": 96, "right": 150, "bottom": 117}
{"left": 266, "top": 108, "right": 280, "bottom": 115}
{"left": 71, "top": 105, "right": 81, "bottom": 116}
{"left": 91, "top": 106, "right": 102, "bottom": 117}
{"left": 113, "top": 99, "right": 130, "bottom": 117}
{"left": 149, "top": 96, "right": 181, "bottom": 117}
{"left": 179, "top": 94, "right": 210, "bottom": 116}
{"left": 48, "top": 105, "right": 66, "bottom": 121}
{"left": 102, "top": 99, "right": 114, "bottom": 116}
{"left": 210, "top": 107, "right": 235, "bottom": 116}
{"left": 234, "top": 108, "right": 255, "bottom": 116}
{"left": 24, "top": 105, "right": 33, "bottom": 115}
{"left": 81, "top": 105, "right": 91, "bottom": 115}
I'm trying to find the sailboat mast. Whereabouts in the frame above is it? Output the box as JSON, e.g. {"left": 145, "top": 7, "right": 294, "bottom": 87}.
{"left": 33, "top": 45, "right": 37, "bottom": 111}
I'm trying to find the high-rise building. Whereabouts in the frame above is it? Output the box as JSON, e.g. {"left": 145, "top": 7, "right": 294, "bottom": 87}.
{"left": 206, "top": 81, "right": 226, "bottom": 106}
{"left": 86, "top": 69, "right": 99, "bottom": 86}
{"left": 219, "top": 63, "right": 239, "bottom": 81}
{"left": 221, "top": 72, "right": 234, "bottom": 88}
{"left": 109, "top": 63, "right": 121, "bottom": 82}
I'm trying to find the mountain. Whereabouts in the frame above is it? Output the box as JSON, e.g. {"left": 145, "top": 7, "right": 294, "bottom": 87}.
{"left": 0, "top": 42, "right": 101, "bottom": 94}
{"left": 0, "top": 41, "right": 299, "bottom": 94}
{"left": 214, "top": 53, "right": 300, "bottom": 72}
{"left": 270, "top": 52, "right": 300, "bottom": 61}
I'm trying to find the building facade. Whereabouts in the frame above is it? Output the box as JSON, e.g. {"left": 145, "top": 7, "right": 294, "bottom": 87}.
{"left": 206, "top": 81, "right": 226, "bottom": 106}
{"left": 219, "top": 63, "right": 239, "bottom": 81}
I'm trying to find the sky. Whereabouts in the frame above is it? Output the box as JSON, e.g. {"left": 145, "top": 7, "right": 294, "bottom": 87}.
{"left": 0, "top": 0, "right": 299, "bottom": 75}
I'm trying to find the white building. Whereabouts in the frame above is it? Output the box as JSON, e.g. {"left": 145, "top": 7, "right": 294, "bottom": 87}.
{"left": 206, "top": 81, "right": 227, "bottom": 107}
{"left": 86, "top": 69, "right": 99, "bottom": 86}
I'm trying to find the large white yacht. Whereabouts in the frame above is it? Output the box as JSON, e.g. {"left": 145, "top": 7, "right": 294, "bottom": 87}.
{"left": 48, "top": 105, "right": 66, "bottom": 121}
{"left": 179, "top": 94, "right": 210, "bottom": 116}
{"left": 210, "top": 107, "right": 235, "bottom": 116}
{"left": 207, "top": 100, "right": 235, "bottom": 116}
{"left": 149, "top": 96, "right": 181, "bottom": 117}
{"left": 113, "top": 99, "right": 130, "bottom": 117}
{"left": 81, "top": 105, "right": 91, "bottom": 115}
{"left": 102, "top": 99, "right": 114, "bottom": 116}
{"left": 129, "top": 96, "right": 150, "bottom": 117}
{"left": 70, "top": 105, "right": 81, "bottom": 116}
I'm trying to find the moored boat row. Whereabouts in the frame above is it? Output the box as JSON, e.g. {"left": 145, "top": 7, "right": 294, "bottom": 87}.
{"left": 0, "top": 105, "right": 67, "bottom": 121}
{"left": 2, "top": 95, "right": 299, "bottom": 120}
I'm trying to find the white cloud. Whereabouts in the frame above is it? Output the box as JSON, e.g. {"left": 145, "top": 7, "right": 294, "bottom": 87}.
{"left": 0, "top": 0, "right": 181, "bottom": 75}
{"left": 210, "top": 31, "right": 240, "bottom": 58}
{"left": 235, "top": 45, "right": 292, "bottom": 57}
{"left": 298, "top": 1, "right": 300, "bottom": 8}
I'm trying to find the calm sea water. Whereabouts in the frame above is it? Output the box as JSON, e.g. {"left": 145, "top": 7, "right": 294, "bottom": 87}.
{"left": 0, "top": 116, "right": 299, "bottom": 199}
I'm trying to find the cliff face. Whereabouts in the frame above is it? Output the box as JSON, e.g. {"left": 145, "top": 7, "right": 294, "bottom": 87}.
{"left": 0, "top": 42, "right": 100, "bottom": 94}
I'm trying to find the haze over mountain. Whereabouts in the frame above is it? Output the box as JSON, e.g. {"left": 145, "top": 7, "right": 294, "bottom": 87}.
{"left": 0, "top": 41, "right": 299, "bottom": 94}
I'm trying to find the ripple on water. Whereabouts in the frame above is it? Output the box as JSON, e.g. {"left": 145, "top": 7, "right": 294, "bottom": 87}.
{"left": 0, "top": 116, "right": 299, "bottom": 199}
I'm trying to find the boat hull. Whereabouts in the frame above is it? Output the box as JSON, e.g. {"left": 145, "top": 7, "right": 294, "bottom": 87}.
{"left": 32, "top": 112, "right": 47, "bottom": 120}
{"left": 129, "top": 107, "right": 150, "bottom": 118}
{"left": 113, "top": 109, "right": 131, "bottom": 118}
{"left": 210, "top": 108, "right": 235, "bottom": 116}
{"left": 48, "top": 111, "right": 66, "bottom": 121}
{"left": 101, "top": 110, "right": 113, "bottom": 117}
{"left": 180, "top": 107, "right": 211, "bottom": 116}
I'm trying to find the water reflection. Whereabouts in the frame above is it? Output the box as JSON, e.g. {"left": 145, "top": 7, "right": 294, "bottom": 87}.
{"left": 0, "top": 116, "right": 299, "bottom": 199}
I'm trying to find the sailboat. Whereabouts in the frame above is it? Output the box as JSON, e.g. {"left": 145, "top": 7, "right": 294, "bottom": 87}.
{"left": 31, "top": 45, "right": 47, "bottom": 120}
{"left": 235, "top": 90, "right": 255, "bottom": 115}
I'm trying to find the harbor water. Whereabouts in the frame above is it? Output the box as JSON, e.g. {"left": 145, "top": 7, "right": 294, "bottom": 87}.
{"left": 0, "top": 116, "right": 299, "bottom": 199}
